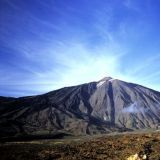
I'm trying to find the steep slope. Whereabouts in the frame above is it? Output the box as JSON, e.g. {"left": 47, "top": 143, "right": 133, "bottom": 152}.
{"left": 0, "top": 77, "right": 160, "bottom": 137}
{"left": 91, "top": 78, "right": 160, "bottom": 129}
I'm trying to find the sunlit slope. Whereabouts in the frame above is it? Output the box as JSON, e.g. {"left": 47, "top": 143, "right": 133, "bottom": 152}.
{"left": 0, "top": 77, "right": 160, "bottom": 137}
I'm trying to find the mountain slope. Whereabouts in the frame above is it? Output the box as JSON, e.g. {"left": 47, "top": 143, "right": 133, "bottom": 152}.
{"left": 0, "top": 77, "right": 160, "bottom": 137}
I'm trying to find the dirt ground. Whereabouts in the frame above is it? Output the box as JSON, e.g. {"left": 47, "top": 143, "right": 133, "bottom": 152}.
{"left": 0, "top": 131, "right": 160, "bottom": 160}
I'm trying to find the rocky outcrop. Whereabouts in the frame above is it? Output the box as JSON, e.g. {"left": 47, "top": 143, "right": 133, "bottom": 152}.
{"left": 127, "top": 153, "right": 147, "bottom": 160}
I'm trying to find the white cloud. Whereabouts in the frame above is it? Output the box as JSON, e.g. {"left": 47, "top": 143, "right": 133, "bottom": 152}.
{"left": 50, "top": 41, "right": 126, "bottom": 88}
{"left": 122, "top": 101, "right": 147, "bottom": 113}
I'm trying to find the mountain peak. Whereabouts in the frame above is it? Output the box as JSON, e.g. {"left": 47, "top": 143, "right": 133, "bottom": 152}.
{"left": 98, "top": 77, "right": 113, "bottom": 82}
{"left": 1, "top": 76, "right": 160, "bottom": 137}
{"left": 97, "top": 77, "right": 116, "bottom": 87}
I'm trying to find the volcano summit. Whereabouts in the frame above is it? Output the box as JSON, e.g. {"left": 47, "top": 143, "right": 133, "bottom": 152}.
{"left": 0, "top": 77, "right": 160, "bottom": 137}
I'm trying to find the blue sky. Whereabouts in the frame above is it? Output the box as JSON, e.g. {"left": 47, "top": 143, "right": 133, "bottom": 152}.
{"left": 1, "top": 0, "right": 160, "bottom": 97}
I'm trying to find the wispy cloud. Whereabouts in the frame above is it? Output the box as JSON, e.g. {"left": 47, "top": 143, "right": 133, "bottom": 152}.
{"left": 122, "top": 101, "right": 147, "bottom": 113}
{"left": 1, "top": 0, "right": 160, "bottom": 97}
{"left": 52, "top": 42, "right": 125, "bottom": 85}
{"left": 4, "top": 0, "right": 19, "bottom": 10}
{"left": 123, "top": 0, "right": 141, "bottom": 12}
{"left": 122, "top": 101, "right": 160, "bottom": 117}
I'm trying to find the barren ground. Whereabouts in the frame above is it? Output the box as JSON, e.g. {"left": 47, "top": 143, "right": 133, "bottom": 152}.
{"left": 0, "top": 131, "right": 160, "bottom": 160}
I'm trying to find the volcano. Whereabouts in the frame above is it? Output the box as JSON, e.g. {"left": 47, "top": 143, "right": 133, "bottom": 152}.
{"left": 0, "top": 77, "right": 160, "bottom": 137}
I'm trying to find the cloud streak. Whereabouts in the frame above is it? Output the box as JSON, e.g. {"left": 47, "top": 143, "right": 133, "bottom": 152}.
{"left": 122, "top": 101, "right": 148, "bottom": 113}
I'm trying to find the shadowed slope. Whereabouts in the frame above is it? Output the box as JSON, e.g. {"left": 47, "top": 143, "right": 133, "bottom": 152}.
{"left": 0, "top": 77, "right": 160, "bottom": 138}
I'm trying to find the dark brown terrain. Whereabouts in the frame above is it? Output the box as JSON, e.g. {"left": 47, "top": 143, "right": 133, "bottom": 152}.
{"left": 0, "top": 131, "right": 160, "bottom": 160}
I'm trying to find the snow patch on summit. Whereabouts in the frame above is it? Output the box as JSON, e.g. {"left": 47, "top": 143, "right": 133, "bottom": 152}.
{"left": 97, "top": 81, "right": 105, "bottom": 87}
{"left": 97, "top": 77, "right": 115, "bottom": 87}
{"left": 108, "top": 78, "right": 115, "bottom": 82}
